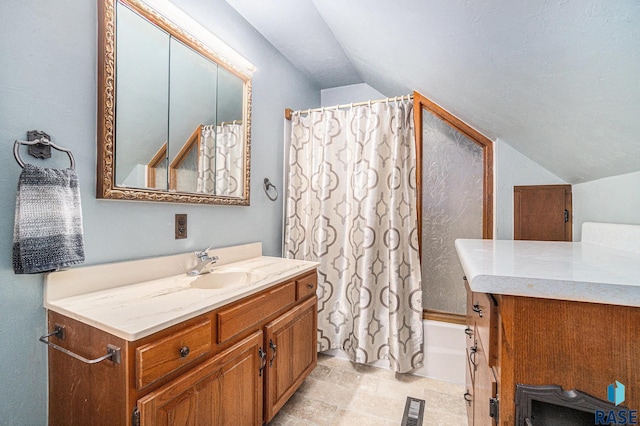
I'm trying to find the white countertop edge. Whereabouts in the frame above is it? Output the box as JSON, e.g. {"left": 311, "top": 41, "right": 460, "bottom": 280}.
{"left": 44, "top": 260, "right": 318, "bottom": 341}
{"left": 470, "top": 275, "right": 640, "bottom": 308}
{"left": 455, "top": 237, "right": 640, "bottom": 308}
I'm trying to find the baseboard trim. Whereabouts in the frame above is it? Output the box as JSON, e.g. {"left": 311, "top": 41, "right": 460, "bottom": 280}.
{"left": 422, "top": 310, "right": 466, "bottom": 325}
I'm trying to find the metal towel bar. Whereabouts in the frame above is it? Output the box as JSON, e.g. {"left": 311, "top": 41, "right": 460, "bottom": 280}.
{"left": 39, "top": 325, "right": 121, "bottom": 364}
{"left": 263, "top": 177, "right": 278, "bottom": 201}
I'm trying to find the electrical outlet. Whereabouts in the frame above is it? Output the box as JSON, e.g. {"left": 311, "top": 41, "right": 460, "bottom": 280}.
{"left": 175, "top": 214, "right": 187, "bottom": 239}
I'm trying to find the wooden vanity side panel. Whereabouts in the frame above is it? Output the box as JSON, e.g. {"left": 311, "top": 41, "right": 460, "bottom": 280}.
{"left": 499, "top": 295, "right": 640, "bottom": 425}
{"left": 47, "top": 311, "right": 130, "bottom": 426}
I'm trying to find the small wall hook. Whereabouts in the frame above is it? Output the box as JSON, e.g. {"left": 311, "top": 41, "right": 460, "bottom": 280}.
{"left": 263, "top": 178, "right": 278, "bottom": 201}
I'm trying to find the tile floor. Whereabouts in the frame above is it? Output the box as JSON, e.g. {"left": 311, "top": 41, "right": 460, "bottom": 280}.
{"left": 269, "top": 353, "right": 468, "bottom": 425}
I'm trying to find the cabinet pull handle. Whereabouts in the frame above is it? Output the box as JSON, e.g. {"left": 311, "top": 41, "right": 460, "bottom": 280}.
{"left": 469, "top": 345, "right": 478, "bottom": 367}
{"left": 39, "top": 324, "right": 121, "bottom": 365}
{"left": 269, "top": 339, "right": 277, "bottom": 367}
{"left": 179, "top": 346, "right": 190, "bottom": 358}
{"left": 472, "top": 303, "right": 483, "bottom": 318}
{"left": 307, "top": 283, "right": 314, "bottom": 289}
{"left": 464, "top": 327, "right": 473, "bottom": 337}
{"left": 258, "top": 347, "right": 266, "bottom": 376}
{"left": 463, "top": 391, "right": 472, "bottom": 406}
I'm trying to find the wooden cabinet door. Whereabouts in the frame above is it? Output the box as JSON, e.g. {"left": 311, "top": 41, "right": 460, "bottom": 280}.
{"left": 464, "top": 353, "right": 475, "bottom": 426}
{"left": 473, "top": 340, "right": 498, "bottom": 426}
{"left": 264, "top": 296, "right": 317, "bottom": 422}
{"left": 514, "top": 184, "right": 572, "bottom": 241}
{"left": 137, "top": 331, "right": 264, "bottom": 426}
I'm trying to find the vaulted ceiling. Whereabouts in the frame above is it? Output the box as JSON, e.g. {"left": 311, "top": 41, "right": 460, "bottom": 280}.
{"left": 226, "top": 0, "right": 640, "bottom": 184}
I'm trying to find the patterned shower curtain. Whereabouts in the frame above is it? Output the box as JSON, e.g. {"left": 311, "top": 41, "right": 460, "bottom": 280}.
{"left": 197, "top": 123, "right": 243, "bottom": 196}
{"left": 197, "top": 124, "right": 216, "bottom": 193}
{"left": 283, "top": 98, "right": 423, "bottom": 373}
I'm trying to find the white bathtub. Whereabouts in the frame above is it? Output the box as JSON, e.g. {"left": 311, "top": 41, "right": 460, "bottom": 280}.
{"left": 322, "top": 319, "right": 466, "bottom": 384}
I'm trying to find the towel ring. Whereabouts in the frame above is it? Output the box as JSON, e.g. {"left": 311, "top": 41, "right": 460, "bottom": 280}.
{"left": 14, "top": 137, "right": 75, "bottom": 170}
{"left": 263, "top": 178, "right": 278, "bottom": 201}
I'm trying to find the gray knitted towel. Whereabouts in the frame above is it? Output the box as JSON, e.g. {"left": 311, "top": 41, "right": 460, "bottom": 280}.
{"left": 13, "top": 164, "right": 85, "bottom": 274}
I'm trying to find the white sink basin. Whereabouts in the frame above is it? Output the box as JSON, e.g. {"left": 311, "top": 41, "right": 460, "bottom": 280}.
{"left": 189, "top": 271, "right": 261, "bottom": 290}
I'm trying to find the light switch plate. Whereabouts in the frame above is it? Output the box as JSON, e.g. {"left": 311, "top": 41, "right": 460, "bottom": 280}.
{"left": 175, "top": 214, "right": 187, "bottom": 239}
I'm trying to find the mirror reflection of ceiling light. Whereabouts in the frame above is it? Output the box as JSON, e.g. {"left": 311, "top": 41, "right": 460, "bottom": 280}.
{"left": 139, "top": 0, "right": 257, "bottom": 75}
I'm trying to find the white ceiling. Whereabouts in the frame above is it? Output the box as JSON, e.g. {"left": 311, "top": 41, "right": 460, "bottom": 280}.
{"left": 226, "top": 0, "right": 640, "bottom": 184}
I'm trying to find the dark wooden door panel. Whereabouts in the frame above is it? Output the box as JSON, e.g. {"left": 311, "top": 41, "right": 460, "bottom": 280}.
{"left": 514, "top": 184, "right": 572, "bottom": 241}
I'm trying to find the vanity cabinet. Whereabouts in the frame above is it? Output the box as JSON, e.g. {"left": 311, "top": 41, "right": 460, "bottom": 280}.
{"left": 464, "top": 277, "right": 498, "bottom": 426}
{"left": 464, "top": 278, "right": 640, "bottom": 425}
{"left": 46, "top": 270, "right": 317, "bottom": 426}
{"left": 138, "top": 330, "right": 264, "bottom": 426}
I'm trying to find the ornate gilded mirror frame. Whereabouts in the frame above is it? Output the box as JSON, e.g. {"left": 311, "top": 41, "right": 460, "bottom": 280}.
{"left": 97, "top": 0, "right": 252, "bottom": 205}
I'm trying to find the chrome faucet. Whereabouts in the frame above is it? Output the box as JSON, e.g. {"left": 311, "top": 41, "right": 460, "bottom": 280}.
{"left": 189, "top": 247, "right": 219, "bottom": 275}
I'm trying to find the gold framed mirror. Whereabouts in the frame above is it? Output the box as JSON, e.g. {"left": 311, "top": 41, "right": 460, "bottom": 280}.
{"left": 97, "top": 0, "right": 252, "bottom": 204}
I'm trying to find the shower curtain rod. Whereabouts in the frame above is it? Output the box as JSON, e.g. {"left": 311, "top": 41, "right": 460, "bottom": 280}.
{"left": 284, "top": 94, "right": 413, "bottom": 120}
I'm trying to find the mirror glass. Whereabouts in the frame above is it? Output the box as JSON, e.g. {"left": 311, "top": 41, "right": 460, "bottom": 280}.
{"left": 115, "top": 3, "right": 170, "bottom": 191}
{"left": 98, "top": 0, "right": 251, "bottom": 205}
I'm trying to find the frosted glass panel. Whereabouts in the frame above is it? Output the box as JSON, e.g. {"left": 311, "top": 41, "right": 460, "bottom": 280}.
{"left": 421, "top": 111, "right": 483, "bottom": 314}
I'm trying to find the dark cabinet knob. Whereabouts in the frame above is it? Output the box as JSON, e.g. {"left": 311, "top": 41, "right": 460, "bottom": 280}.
{"left": 465, "top": 327, "right": 473, "bottom": 338}
{"left": 179, "top": 346, "right": 190, "bottom": 358}
{"left": 307, "top": 283, "right": 314, "bottom": 289}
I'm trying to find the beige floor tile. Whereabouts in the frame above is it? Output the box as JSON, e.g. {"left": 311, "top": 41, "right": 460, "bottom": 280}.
{"left": 274, "top": 354, "right": 468, "bottom": 425}
{"left": 423, "top": 408, "right": 468, "bottom": 426}
{"left": 330, "top": 408, "right": 389, "bottom": 426}
{"left": 348, "top": 388, "right": 408, "bottom": 422}
{"left": 297, "top": 377, "right": 358, "bottom": 408}
{"left": 415, "top": 375, "right": 466, "bottom": 397}
{"left": 309, "top": 364, "right": 332, "bottom": 380}
{"left": 374, "top": 376, "right": 429, "bottom": 402}
{"left": 268, "top": 410, "right": 299, "bottom": 425}
{"left": 325, "top": 367, "right": 366, "bottom": 388}
{"left": 279, "top": 392, "right": 338, "bottom": 425}
{"left": 423, "top": 388, "right": 467, "bottom": 416}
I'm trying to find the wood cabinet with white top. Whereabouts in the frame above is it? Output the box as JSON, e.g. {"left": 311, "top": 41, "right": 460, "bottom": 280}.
{"left": 457, "top": 225, "right": 640, "bottom": 425}
{"left": 45, "top": 268, "right": 318, "bottom": 426}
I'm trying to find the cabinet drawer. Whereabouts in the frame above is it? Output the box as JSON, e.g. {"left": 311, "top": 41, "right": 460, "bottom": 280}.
{"left": 471, "top": 292, "right": 498, "bottom": 366}
{"left": 217, "top": 281, "right": 296, "bottom": 344}
{"left": 136, "top": 320, "right": 212, "bottom": 390}
{"left": 296, "top": 272, "right": 317, "bottom": 300}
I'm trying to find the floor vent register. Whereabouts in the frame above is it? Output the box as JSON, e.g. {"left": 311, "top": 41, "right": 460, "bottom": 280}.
{"left": 401, "top": 396, "right": 425, "bottom": 426}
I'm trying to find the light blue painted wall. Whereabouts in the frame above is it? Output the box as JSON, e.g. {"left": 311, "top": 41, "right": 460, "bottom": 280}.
{"left": 0, "top": 0, "right": 319, "bottom": 423}
{"left": 494, "top": 138, "right": 567, "bottom": 240}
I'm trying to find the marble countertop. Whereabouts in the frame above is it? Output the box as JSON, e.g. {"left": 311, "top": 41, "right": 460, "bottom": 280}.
{"left": 455, "top": 238, "right": 640, "bottom": 307}
{"left": 45, "top": 244, "right": 318, "bottom": 341}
